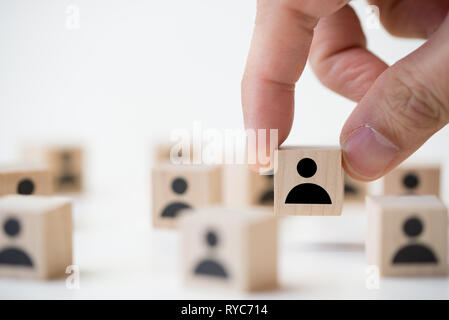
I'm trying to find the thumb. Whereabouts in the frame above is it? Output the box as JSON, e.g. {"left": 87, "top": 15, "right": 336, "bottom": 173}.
{"left": 341, "top": 15, "right": 449, "bottom": 181}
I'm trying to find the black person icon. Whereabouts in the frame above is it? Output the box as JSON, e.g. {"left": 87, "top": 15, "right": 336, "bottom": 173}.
{"left": 392, "top": 216, "right": 438, "bottom": 264}
{"left": 17, "top": 178, "right": 35, "bottom": 195}
{"left": 194, "top": 230, "right": 228, "bottom": 278}
{"left": 58, "top": 152, "right": 77, "bottom": 187}
{"left": 0, "top": 218, "right": 33, "bottom": 267}
{"left": 285, "top": 158, "right": 332, "bottom": 204}
{"left": 160, "top": 177, "right": 192, "bottom": 218}
{"left": 402, "top": 172, "right": 420, "bottom": 193}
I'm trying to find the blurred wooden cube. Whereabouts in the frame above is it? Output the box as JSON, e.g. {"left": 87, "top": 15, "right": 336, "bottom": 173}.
{"left": 274, "top": 146, "right": 343, "bottom": 216}
{"left": 344, "top": 172, "right": 367, "bottom": 203}
{"left": 180, "top": 207, "right": 277, "bottom": 291}
{"left": 23, "top": 145, "right": 84, "bottom": 193}
{"left": 151, "top": 164, "right": 222, "bottom": 229}
{"left": 0, "top": 165, "right": 54, "bottom": 196}
{"left": 382, "top": 164, "right": 440, "bottom": 197}
{"left": 366, "top": 195, "right": 447, "bottom": 277}
{"left": 0, "top": 195, "right": 73, "bottom": 279}
{"left": 223, "top": 165, "right": 273, "bottom": 207}
{"left": 248, "top": 170, "right": 274, "bottom": 206}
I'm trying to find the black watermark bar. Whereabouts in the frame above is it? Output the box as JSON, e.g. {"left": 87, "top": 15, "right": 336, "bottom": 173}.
{"left": 1, "top": 300, "right": 448, "bottom": 318}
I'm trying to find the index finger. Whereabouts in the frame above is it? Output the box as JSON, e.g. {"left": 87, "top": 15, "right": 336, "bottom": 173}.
{"left": 242, "top": 0, "right": 350, "bottom": 169}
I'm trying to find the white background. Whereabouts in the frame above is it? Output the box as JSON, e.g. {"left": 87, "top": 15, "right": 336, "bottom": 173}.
{"left": 0, "top": 0, "right": 448, "bottom": 299}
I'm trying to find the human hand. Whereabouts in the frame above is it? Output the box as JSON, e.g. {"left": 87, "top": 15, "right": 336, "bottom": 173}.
{"left": 242, "top": 0, "right": 449, "bottom": 180}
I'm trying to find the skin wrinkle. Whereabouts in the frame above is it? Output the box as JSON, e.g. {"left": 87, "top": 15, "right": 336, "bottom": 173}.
{"left": 370, "top": 79, "right": 441, "bottom": 154}
{"left": 310, "top": 16, "right": 366, "bottom": 64}
{"left": 309, "top": 5, "right": 388, "bottom": 102}
{"left": 242, "top": 73, "right": 296, "bottom": 97}
{"left": 281, "top": 6, "right": 318, "bottom": 35}
{"left": 386, "top": 67, "right": 445, "bottom": 130}
{"left": 317, "top": 49, "right": 383, "bottom": 101}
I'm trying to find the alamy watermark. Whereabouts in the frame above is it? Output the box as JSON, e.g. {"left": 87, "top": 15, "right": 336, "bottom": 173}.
{"left": 351, "top": 0, "right": 381, "bottom": 30}
{"left": 167, "top": 121, "right": 278, "bottom": 171}
{"left": 365, "top": 265, "right": 380, "bottom": 290}
{"left": 65, "top": 4, "right": 81, "bottom": 30}
{"left": 65, "top": 264, "right": 80, "bottom": 290}
{"left": 364, "top": 4, "right": 380, "bottom": 30}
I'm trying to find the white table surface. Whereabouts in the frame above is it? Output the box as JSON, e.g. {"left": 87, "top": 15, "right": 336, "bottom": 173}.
{"left": 1, "top": 190, "right": 449, "bottom": 300}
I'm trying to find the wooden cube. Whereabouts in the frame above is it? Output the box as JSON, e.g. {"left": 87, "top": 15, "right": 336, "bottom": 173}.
{"left": 151, "top": 164, "right": 222, "bottom": 228}
{"left": 222, "top": 165, "right": 273, "bottom": 207}
{"left": 344, "top": 172, "right": 367, "bottom": 203}
{"left": 274, "top": 146, "right": 343, "bottom": 216}
{"left": 0, "top": 165, "right": 54, "bottom": 196}
{"left": 0, "top": 195, "right": 73, "bottom": 279}
{"left": 248, "top": 170, "right": 274, "bottom": 207}
{"left": 366, "top": 195, "right": 448, "bottom": 277}
{"left": 180, "top": 207, "right": 278, "bottom": 291}
{"left": 383, "top": 164, "right": 440, "bottom": 197}
{"left": 23, "top": 145, "right": 84, "bottom": 193}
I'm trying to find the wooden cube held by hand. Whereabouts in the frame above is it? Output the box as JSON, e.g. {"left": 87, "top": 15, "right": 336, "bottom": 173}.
{"left": 274, "top": 146, "right": 343, "bottom": 216}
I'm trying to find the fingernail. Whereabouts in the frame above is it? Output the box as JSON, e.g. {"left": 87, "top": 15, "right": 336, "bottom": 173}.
{"left": 342, "top": 126, "right": 399, "bottom": 179}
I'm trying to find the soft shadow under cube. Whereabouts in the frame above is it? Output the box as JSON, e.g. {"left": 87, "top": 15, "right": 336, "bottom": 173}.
{"left": 152, "top": 164, "right": 222, "bottom": 229}
{"left": 0, "top": 166, "right": 54, "bottom": 196}
{"left": 274, "top": 146, "right": 343, "bottom": 216}
{"left": 180, "top": 207, "right": 278, "bottom": 292}
{"left": 0, "top": 195, "right": 73, "bottom": 279}
{"left": 383, "top": 164, "right": 440, "bottom": 197}
{"left": 366, "top": 195, "right": 448, "bottom": 277}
